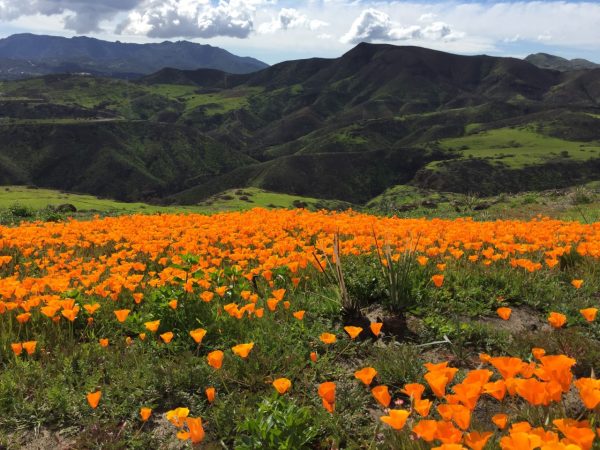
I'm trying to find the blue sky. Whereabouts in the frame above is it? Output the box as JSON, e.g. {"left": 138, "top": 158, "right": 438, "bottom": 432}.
{"left": 1, "top": 1, "right": 599, "bottom": 64}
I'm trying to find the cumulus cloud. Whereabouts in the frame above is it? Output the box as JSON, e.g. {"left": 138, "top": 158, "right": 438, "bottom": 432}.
{"left": 341, "top": 8, "right": 462, "bottom": 45}
{"left": 117, "top": 0, "right": 266, "bottom": 39}
{"left": 0, "top": 0, "right": 140, "bottom": 33}
{"left": 257, "top": 8, "right": 328, "bottom": 34}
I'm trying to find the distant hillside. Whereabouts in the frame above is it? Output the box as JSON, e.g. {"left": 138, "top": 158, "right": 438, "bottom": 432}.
{"left": 0, "top": 34, "right": 268, "bottom": 80}
{"left": 525, "top": 53, "right": 600, "bottom": 72}
{"left": 2, "top": 43, "right": 600, "bottom": 204}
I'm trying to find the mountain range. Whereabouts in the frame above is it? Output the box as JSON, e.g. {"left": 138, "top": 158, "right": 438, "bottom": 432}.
{"left": 0, "top": 34, "right": 268, "bottom": 80}
{"left": 1, "top": 40, "right": 600, "bottom": 205}
{"left": 525, "top": 53, "right": 600, "bottom": 72}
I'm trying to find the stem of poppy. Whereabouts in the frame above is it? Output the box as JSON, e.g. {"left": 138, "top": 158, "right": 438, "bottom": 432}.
{"left": 331, "top": 340, "right": 353, "bottom": 364}
{"left": 218, "top": 370, "right": 231, "bottom": 395}
{"left": 367, "top": 422, "right": 381, "bottom": 449}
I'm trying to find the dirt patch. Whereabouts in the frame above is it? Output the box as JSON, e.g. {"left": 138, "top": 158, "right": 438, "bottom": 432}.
{"left": 477, "top": 306, "right": 549, "bottom": 334}
{"left": 4, "top": 429, "right": 77, "bottom": 450}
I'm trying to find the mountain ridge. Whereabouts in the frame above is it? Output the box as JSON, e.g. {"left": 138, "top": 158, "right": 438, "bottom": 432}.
{"left": 525, "top": 52, "right": 600, "bottom": 72}
{"left": 2, "top": 42, "right": 600, "bottom": 204}
{"left": 0, "top": 33, "right": 268, "bottom": 80}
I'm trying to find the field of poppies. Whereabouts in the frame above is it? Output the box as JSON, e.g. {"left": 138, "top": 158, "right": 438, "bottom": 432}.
{"left": 1, "top": 209, "right": 600, "bottom": 449}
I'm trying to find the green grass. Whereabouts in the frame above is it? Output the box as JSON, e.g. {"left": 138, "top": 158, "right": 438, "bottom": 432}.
{"left": 0, "top": 77, "right": 261, "bottom": 120}
{"left": 438, "top": 126, "right": 600, "bottom": 168}
{"left": 196, "top": 187, "right": 335, "bottom": 212}
{"left": 367, "top": 183, "right": 600, "bottom": 221}
{"left": 0, "top": 186, "right": 335, "bottom": 219}
{"left": 0, "top": 186, "right": 201, "bottom": 214}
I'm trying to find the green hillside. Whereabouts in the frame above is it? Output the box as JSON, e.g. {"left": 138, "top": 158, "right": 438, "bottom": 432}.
{"left": 2, "top": 43, "right": 600, "bottom": 205}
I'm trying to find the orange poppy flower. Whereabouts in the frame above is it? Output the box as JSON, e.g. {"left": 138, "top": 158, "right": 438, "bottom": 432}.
{"left": 160, "top": 332, "right": 174, "bottom": 343}
{"left": 215, "top": 286, "right": 228, "bottom": 297}
{"left": 168, "top": 299, "right": 178, "bottom": 310}
{"left": 492, "top": 413, "right": 508, "bottom": 430}
{"left": 83, "top": 303, "right": 100, "bottom": 315}
{"left": 464, "top": 431, "right": 493, "bottom": 450}
{"left": 425, "top": 371, "right": 452, "bottom": 398}
{"left": 200, "top": 291, "right": 214, "bottom": 303}
{"left": 186, "top": 417, "right": 205, "bottom": 444}
{"left": 133, "top": 293, "right": 144, "bottom": 304}
{"left": 483, "top": 380, "right": 507, "bottom": 401}
{"left": 574, "top": 378, "right": 600, "bottom": 409}
{"left": 16, "top": 312, "right": 31, "bottom": 324}
{"left": 412, "top": 420, "right": 439, "bottom": 442}
{"left": 99, "top": 338, "right": 109, "bottom": 347}
{"left": 190, "top": 328, "right": 207, "bottom": 344}
{"left": 267, "top": 298, "right": 280, "bottom": 311}
{"left": 22, "top": 341, "right": 37, "bottom": 355}
{"left": 10, "top": 343, "right": 23, "bottom": 356}
{"left": 205, "top": 387, "right": 216, "bottom": 403}
{"left": 372, "top": 385, "right": 392, "bottom": 407}
{"left": 431, "top": 274, "right": 445, "bottom": 288}
{"left": 488, "top": 356, "right": 525, "bottom": 379}
{"left": 318, "top": 381, "right": 336, "bottom": 404}
{"left": 380, "top": 409, "right": 410, "bottom": 430}
{"left": 87, "top": 390, "right": 102, "bottom": 409}
{"left": 415, "top": 398, "right": 433, "bottom": 417}
{"left": 255, "top": 308, "right": 264, "bottom": 318}
{"left": 553, "top": 419, "right": 595, "bottom": 450}
{"left": 320, "top": 333, "right": 337, "bottom": 344}
{"left": 207, "top": 350, "right": 224, "bottom": 369}
{"left": 403, "top": 383, "right": 425, "bottom": 401}
{"left": 370, "top": 322, "right": 383, "bottom": 336}
{"left": 499, "top": 432, "right": 542, "bottom": 450}
{"left": 344, "top": 326, "right": 363, "bottom": 339}
{"left": 272, "top": 289, "right": 286, "bottom": 301}
{"left": 435, "top": 421, "right": 463, "bottom": 444}
{"left": 310, "top": 351, "right": 318, "bottom": 362}
{"left": 580, "top": 308, "right": 598, "bottom": 323}
{"left": 497, "top": 307, "right": 512, "bottom": 320}
{"left": 144, "top": 320, "right": 160, "bottom": 332}
{"left": 532, "top": 347, "right": 546, "bottom": 360}
{"left": 293, "top": 310, "right": 305, "bottom": 320}
{"left": 232, "top": 342, "right": 254, "bottom": 358}
{"left": 61, "top": 309, "right": 78, "bottom": 322}
{"left": 166, "top": 407, "right": 190, "bottom": 427}
{"left": 571, "top": 279, "right": 584, "bottom": 289}
{"left": 140, "top": 407, "right": 152, "bottom": 422}
{"left": 322, "top": 398, "right": 335, "bottom": 413}
{"left": 114, "top": 309, "right": 130, "bottom": 323}
{"left": 354, "top": 367, "right": 378, "bottom": 386}
{"left": 272, "top": 378, "right": 292, "bottom": 394}
{"left": 548, "top": 312, "right": 567, "bottom": 329}
{"left": 139, "top": 333, "right": 146, "bottom": 340}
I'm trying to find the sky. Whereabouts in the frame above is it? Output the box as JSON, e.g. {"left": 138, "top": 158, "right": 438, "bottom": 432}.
{"left": 0, "top": 0, "right": 599, "bottom": 65}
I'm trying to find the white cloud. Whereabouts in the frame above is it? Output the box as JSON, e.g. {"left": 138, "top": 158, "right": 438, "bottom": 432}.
{"left": 0, "top": 0, "right": 141, "bottom": 33}
{"left": 257, "top": 8, "right": 328, "bottom": 34}
{"left": 340, "top": 8, "right": 462, "bottom": 45}
{"left": 118, "top": 0, "right": 266, "bottom": 39}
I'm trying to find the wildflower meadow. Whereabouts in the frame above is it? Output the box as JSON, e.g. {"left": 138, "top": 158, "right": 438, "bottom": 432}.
{"left": 1, "top": 209, "right": 600, "bottom": 449}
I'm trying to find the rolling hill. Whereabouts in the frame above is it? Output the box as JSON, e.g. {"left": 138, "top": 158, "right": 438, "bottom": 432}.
{"left": 525, "top": 53, "right": 600, "bottom": 72}
{"left": 2, "top": 42, "right": 600, "bottom": 205}
{"left": 0, "top": 34, "right": 268, "bottom": 80}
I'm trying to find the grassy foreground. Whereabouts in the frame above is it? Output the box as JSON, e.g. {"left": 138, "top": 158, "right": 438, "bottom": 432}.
{"left": 1, "top": 209, "right": 600, "bottom": 449}
{"left": 0, "top": 186, "right": 338, "bottom": 223}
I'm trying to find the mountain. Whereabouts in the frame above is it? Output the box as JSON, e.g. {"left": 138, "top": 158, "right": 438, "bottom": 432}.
{"left": 525, "top": 53, "right": 600, "bottom": 72}
{"left": 2, "top": 43, "right": 600, "bottom": 204}
{"left": 0, "top": 34, "right": 268, "bottom": 80}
